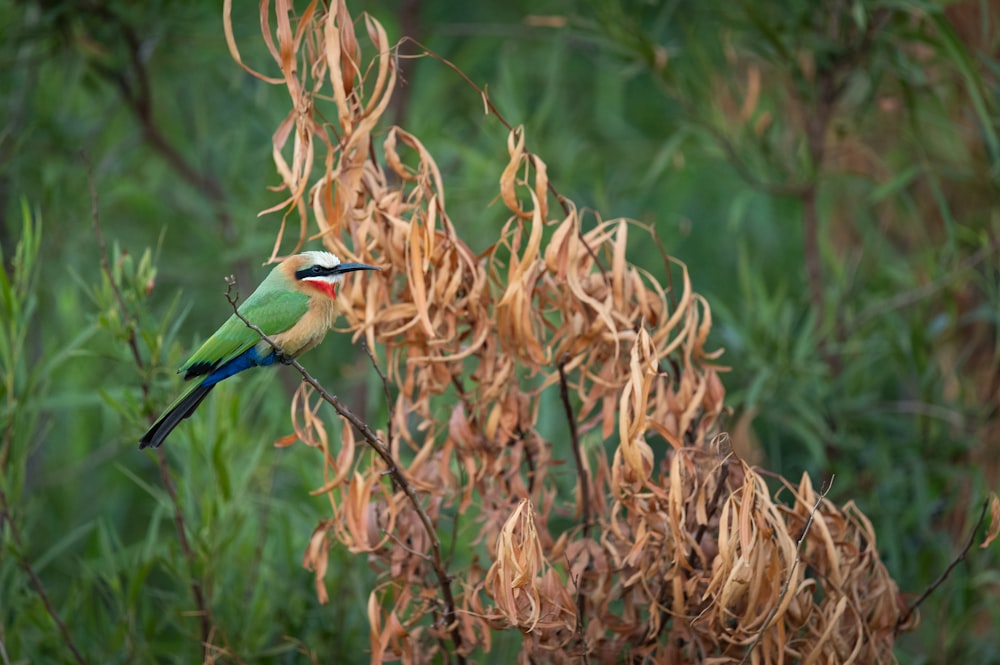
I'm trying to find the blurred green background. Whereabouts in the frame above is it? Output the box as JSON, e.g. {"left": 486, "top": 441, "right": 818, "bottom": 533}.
{"left": 1, "top": 0, "right": 998, "bottom": 662}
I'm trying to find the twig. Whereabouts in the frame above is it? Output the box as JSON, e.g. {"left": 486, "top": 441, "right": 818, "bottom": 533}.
{"left": 521, "top": 433, "right": 537, "bottom": 496}
{"left": 0, "top": 485, "right": 87, "bottom": 665}
{"left": 83, "top": 152, "right": 148, "bottom": 403}
{"left": 396, "top": 37, "right": 609, "bottom": 281}
{"left": 85, "top": 6, "right": 236, "bottom": 244}
{"left": 83, "top": 5, "right": 252, "bottom": 292}
{"left": 242, "top": 467, "right": 275, "bottom": 607}
{"left": 801, "top": 185, "right": 826, "bottom": 334}
{"left": 689, "top": 460, "right": 730, "bottom": 569}
{"left": 429, "top": 607, "right": 454, "bottom": 665}
{"left": 687, "top": 118, "right": 810, "bottom": 198}
{"left": 1, "top": 185, "right": 73, "bottom": 647}
{"left": 153, "top": 452, "right": 213, "bottom": 649}
{"left": 557, "top": 359, "right": 589, "bottom": 532}
{"left": 225, "top": 281, "right": 466, "bottom": 664}
{"left": 85, "top": 154, "right": 214, "bottom": 656}
{"left": 557, "top": 356, "right": 589, "bottom": 642}
{"left": 675, "top": 455, "right": 734, "bottom": 633}
{"left": 738, "top": 475, "right": 834, "bottom": 665}
{"left": 896, "top": 497, "right": 991, "bottom": 631}
{"left": 646, "top": 221, "right": 679, "bottom": 312}
{"left": 361, "top": 339, "right": 394, "bottom": 452}
{"left": 856, "top": 238, "right": 999, "bottom": 328}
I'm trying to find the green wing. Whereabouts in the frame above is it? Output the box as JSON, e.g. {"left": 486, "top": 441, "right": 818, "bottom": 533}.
{"left": 179, "top": 284, "right": 310, "bottom": 378}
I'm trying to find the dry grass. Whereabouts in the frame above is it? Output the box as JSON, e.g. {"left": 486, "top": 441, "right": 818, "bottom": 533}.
{"left": 223, "top": 1, "right": 920, "bottom": 662}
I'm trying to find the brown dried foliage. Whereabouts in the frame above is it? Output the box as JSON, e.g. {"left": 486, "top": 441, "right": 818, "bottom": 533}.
{"left": 224, "top": 1, "right": 915, "bottom": 662}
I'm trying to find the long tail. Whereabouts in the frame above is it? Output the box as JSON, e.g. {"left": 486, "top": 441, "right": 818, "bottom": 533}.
{"left": 139, "top": 381, "right": 215, "bottom": 449}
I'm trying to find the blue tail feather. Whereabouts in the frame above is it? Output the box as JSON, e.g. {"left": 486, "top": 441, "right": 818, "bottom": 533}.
{"left": 202, "top": 345, "right": 277, "bottom": 387}
{"left": 139, "top": 345, "right": 279, "bottom": 449}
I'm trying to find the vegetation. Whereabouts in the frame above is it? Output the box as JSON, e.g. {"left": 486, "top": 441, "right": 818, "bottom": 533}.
{"left": 1, "top": 0, "right": 998, "bottom": 663}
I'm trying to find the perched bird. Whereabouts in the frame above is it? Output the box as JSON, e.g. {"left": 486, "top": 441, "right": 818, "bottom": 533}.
{"left": 139, "top": 251, "right": 378, "bottom": 449}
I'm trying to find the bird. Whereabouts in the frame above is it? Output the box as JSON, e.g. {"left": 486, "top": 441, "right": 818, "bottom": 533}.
{"left": 139, "top": 251, "right": 378, "bottom": 449}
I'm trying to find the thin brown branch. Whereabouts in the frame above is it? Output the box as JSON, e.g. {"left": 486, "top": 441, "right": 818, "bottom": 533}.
{"left": 689, "top": 459, "right": 730, "bottom": 569}
{"left": 555, "top": 364, "right": 587, "bottom": 514}
{"left": 361, "top": 339, "right": 394, "bottom": 452}
{"left": 521, "top": 434, "right": 537, "bottom": 496}
{"left": 389, "top": 0, "right": 422, "bottom": 126}
{"left": 153, "top": 450, "right": 213, "bottom": 649}
{"left": 688, "top": 118, "right": 811, "bottom": 198}
{"left": 801, "top": 185, "right": 825, "bottom": 332}
{"left": 0, "top": 485, "right": 87, "bottom": 665}
{"left": 83, "top": 152, "right": 147, "bottom": 400}
{"left": 428, "top": 606, "right": 454, "bottom": 665}
{"left": 242, "top": 468, "right": 275, "bottom": 608}
{"left": 395, "top": 37, "right": 609, "bottom": 280}
{"left": 557, "top": 355, "right": 589, "bottom": 641}
{"left": 84, "top": 4, "right": 240, "bottom": 257}
{"left": 225, "top": 280, "right": 466, "bottom": 664}
{"left": 856, "top": 237, "right": 1000, "bottom": 328}
{"left": 0, "top": 181, "right": 73, "bottom": 653}
{"left": 798, "top": 4, "right": 890, "bottom": 349}
{"left": 85, "top": 154, "right": 214, "bottom": 656}
{"left": 739, "top": 475, "right": 834, "bottom": 665}
{"left": 798, "top": 63, "right": 836, "bottom": 341}
{"left": 646, "top": 221, "right": 679, "bottom": 312}
{"left": 896, "top": 497, "right": 991, "bottom": 632}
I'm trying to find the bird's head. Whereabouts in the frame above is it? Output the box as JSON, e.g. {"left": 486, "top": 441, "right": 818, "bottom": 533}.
{"left": 286, "top": 251, "right": 379, "bottom": 299}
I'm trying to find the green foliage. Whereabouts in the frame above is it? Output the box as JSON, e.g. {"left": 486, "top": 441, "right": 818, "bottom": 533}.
{"left": 0, "top": 202, "right": 47, "bottom": 472}
{"left": 0, "top": 0, "right": 998, "bottom": 662}
{"left": 2, "top": 214, "right": 373, "bottom": 662}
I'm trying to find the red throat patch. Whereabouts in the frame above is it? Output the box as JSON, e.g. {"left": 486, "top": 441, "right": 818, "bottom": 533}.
{"left": 304, "top": 279, "right": 337, "bottom": 300}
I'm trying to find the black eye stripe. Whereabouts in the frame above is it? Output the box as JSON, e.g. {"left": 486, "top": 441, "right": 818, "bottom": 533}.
{"left": 292, "top": 260, "right": 379, "bottom": 280}
{"left": 295, "top": 264, "right": 337, "bottom": 280}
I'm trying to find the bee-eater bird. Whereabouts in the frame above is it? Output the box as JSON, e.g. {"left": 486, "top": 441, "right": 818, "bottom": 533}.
{"left": 139, "top": 251, "right": 378, "bottom": 449}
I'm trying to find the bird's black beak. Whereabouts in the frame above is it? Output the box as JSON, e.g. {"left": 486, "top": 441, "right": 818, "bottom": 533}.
{"left": 333, "top": 262, "right": 380, "bottom": 274}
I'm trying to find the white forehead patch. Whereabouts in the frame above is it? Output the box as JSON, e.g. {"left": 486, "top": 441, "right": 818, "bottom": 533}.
{"left": 300, "top": 251, "right": 341, "bottom": 269}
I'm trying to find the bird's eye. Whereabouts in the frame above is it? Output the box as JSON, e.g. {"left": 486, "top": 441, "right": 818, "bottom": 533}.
{"left": 311, "top": 265, "right": 323, "bottom": 275}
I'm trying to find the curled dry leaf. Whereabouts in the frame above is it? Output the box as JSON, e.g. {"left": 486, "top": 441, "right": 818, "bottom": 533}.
{"left": 484, "top": 499, "right": 576, "bottom": 649}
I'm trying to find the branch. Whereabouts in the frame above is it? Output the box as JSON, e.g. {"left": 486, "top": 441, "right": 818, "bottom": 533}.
{"left": 856, "top": 238, "right": 1000, "bottom": 328}
{"left": 557, "top": 356, "right": 589, "bottom": 641}
{"left": 153, "top": 452, "right": 213, "bottom": 651}
{"left": 84, "top": 5, "right": 237, "bottom": 245}
{"left": 396, "top": 37, "right": 609, "bottom": 281}
{"left": 739, "top": 475, "right": 834, "bottom": 665}
{"left": 83, "top": 152, "right": 147, "bottom": 402}
{"left": 0, "top": 484, "right": 86, "bottom": 665}
{"left": 224, "top": 280, "right": 466, "bottom": 664}
{"left": 361, "top": 339, "right": 394, "bottom": 455}
{"left": 557, "top": 358, "right": 589, "bottom": 533}
{"left": 689, "top": 459, "right": 730, "bottom": 569}
{"left": 85, "top": 155, "right": 214, "bottom": 656}
{"left": 895, "top": 497, "right": 991, "bottom": 631}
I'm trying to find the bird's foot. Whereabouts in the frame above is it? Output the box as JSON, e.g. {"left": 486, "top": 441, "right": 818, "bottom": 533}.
{"left": 275, "top": 351, "right": 295, "bottom": 365}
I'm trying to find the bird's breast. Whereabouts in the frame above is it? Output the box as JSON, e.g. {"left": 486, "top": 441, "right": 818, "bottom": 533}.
{"left": 269, "top": 295, "right": 337, "bottom": 358}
